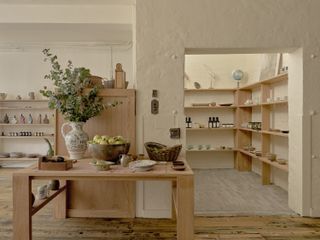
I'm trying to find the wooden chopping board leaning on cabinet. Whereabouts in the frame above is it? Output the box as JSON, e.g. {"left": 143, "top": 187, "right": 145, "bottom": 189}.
{"left": 56, "top": 89, "right": 136, "bottom": 218}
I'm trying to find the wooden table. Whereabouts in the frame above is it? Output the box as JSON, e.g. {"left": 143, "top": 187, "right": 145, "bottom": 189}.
{"left": 12, "top": 159, "right": 194, "bottom": 240}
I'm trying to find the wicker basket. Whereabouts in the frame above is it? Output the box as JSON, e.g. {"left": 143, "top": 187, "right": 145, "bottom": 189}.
{"left": 144, "top": 142, "right": 182, "bottom": 162}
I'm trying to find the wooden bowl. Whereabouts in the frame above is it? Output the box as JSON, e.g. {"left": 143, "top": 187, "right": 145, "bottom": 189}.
{"left": 88, "top": 143, "right": 130, "bottom": 162}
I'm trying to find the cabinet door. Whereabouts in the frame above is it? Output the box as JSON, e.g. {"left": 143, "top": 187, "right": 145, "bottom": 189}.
{"left": 56, "top": 89, "right": 136, "bottom": 218}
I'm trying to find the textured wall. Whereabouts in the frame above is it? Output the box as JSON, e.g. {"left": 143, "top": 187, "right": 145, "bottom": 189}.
{"left": 136, "top": 0, "right": 320, "bottom": 216}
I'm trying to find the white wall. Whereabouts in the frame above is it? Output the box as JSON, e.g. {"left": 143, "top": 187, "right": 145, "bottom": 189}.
{"left": 0, "top": 2, "right": 134, "bottom": 162}
{"left": 135, "top": 0, "right": 318, "bottom": 217}
{"left": 185, "top": 54, "right": 262, "bottom": 89}
{"left": 0, "top": 47, "right": 133, "bottom": 98}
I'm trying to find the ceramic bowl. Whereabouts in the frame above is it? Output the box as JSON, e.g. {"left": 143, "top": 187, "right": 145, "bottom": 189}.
{"left": 103, "top": 79, "right": 115, "bottom": 88}
{"left": 266, "top": 153, "right": 277, "bottom": 161}
{"left": 277, "top": 159, "right": 288, "bottom": 165}
{"left": 90, "top": 160, "right": 114, "bottom": 171}
{"left": 88, "top": 143, "right": 130, "bottom": 162}
{"left": 187, "top": 145, "right": 193, "bottom": 150}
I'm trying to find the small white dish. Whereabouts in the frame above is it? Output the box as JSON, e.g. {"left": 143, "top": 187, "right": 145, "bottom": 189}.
{"left": 90, "top": 160, "right": 114, "bottom": 171}
{"left": 130, "top": 160, "right": 157, "bottom": 171}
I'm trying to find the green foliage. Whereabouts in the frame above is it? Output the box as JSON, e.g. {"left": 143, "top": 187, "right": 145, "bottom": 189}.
{"left": 40, "top": 49, "right": 104, "bottom": 122}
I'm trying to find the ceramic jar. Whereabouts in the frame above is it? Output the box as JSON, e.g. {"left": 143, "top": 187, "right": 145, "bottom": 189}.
{"left": 120, "top": 154, "right": 132, "bottom": 167}
{"left": 61, "top": 122, "right": 88, "bottom": 159}
{"left": 48, "top": 180, "right": 60, "bottom": 191}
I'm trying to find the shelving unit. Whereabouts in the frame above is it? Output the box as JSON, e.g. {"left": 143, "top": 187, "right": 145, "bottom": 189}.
{"left": 184, "top": 105, "right": 237, "bottom": 110}
{"left": 0, "top": 99, "right": 56, "bottom": 167}
{"left": 186, "top": 127, "right": 236, "bottom": 131}
{"left": 184, "top": 73, "right": 289, "bottom": 186}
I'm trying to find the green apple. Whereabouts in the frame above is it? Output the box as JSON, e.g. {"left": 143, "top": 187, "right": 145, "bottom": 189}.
{"left": 99, "top": 139, "right": 109, "bottom": 144}
{"left": 108, "top": 137, "right": 116, "bottom": 144}
{"left": 93, "top": 135, "right": 102, "bottom": 144}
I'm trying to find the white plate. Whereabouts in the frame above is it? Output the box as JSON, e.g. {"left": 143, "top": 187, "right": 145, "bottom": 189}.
{"left": 130, "top": 160, "right": 156, "bottom": 169}
{"left": 131, "top": 166, "right": 154, "bottom": 172}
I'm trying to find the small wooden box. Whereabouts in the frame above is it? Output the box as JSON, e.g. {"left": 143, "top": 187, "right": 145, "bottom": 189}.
{"left": 38, "top": 159, "right": 73, "bottom": 171}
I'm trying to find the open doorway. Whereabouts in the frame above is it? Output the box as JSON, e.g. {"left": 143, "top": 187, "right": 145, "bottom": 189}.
{"left": 184, "top": 51, "right": 294, "bottom": 216}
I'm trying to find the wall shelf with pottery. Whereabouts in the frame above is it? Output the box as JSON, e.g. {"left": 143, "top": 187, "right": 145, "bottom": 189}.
{"left": 0, "top": 99, "right": 56, "bottom": 167}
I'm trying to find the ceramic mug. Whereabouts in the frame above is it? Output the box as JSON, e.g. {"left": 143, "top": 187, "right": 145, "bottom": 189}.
{"left": 28, "top": 92, "right": 35, "bottom": 100}
{"left": 0, "top": 93, "right": 7, "bottom": 100}
{"left": 266, "top": 97, "right": 273, "bottom": 103}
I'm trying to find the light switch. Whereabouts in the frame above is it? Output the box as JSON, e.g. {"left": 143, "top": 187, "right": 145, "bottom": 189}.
{"left": 152, "top": 90, "right": 158, "bottom": 98}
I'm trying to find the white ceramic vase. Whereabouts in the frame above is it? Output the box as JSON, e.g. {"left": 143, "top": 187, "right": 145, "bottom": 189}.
{"left": 61, "top": 122, "right": 89, "bottom": 159}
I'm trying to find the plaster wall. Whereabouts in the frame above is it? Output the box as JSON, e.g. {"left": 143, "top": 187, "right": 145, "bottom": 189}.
{"left": 0, "top": 2, "right": 135, "bottom": 162}
{"left": 136, "top": 0, "right": 320, "bottom": 217}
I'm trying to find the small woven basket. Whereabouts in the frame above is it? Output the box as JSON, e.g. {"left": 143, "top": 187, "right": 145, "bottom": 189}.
{"left": 144, "top": 142, "right": 182, "bottom": 162}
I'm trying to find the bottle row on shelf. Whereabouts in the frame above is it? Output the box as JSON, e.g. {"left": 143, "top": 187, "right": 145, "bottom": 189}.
{"left": 185, "top": 116, "right": 234, "bottom": 129}
{"left": 1, "top": 131, "right": 54, "bottom": 137}
{"left": 0, "top": 113, "right": 53, "bottom": 125}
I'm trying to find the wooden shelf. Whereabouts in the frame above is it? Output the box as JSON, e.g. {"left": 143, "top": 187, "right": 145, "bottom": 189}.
{"left": 0, "top": 107, "right": 52, "bottom": 110}
{"left": 0, "top": 157, "right": 39, "bottom": 161}
{"left": 184, "top": 105, "right": 237, "bottom": 109}
{"left": 32, "top": 185, "right": 66, "bottom": 216}
{"left": 239, "top": 73, "right": 288, "bottom": 90}
{"left": 0, "top": 135, "right": 54, "bottom": 139}
{"left": 238, "top": 104, "right": 261, "bottom": 108}
{"left": 186, "top": 148, "right": 236, "bottom": 152}
{"left": 260, "top": 73, "right": 288, "bottom": 85}
{"left": 186, "top": 127, "right": 236, "bottom": 131}
{"left": 184, "top": 70, "right": 289, "bottom": 186}
{"left": 238, "top": 127, "right": 261, "bottom": 133}
{"left": 259, "top": 156, "right": 289, "bottom": 172}
{"left": 238, "top": 100, "right": 288, "bottom": 108}
{"left": 184, "top": 88, "right": 236, "bottom": 92}
{"left": 0, "top": 124, "right": 54, "bottom": 126}
{"left": 261, "top": 100, "right": 288, "bottom": 106}
{"left": 0, "top": 99, "right": 49, "bottom": 103}
{"left": 238, "top": 149, "right": 258, "bottom": 158}
{"left": 238, "top": 149, "right": 288, "bottom": 172}
{"left": 262, "top": 130, "right": 289, "bottom": 137}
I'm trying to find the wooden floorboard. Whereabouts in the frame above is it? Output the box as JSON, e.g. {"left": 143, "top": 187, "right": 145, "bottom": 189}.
{"left": 1, "top": 169, "right": 320, "bottom": 239}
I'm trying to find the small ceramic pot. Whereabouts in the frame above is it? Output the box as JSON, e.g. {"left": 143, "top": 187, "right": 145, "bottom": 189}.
{"left": 187, "top": 145, "right": 193, "bottom": 150}
{"left": 28, "top": 92, "right": 35, "bottom": 100}
{"left": 37, "top": 185, "right": 48, "bottom": 200}
{"left": 48, "top": 180, "right": 60, "bottom": 191}
{"left": 266, "top": 153, "right": 277, "bottom": 161}
{"left": 0, "top": 93, "right": 7, "bottom": 100}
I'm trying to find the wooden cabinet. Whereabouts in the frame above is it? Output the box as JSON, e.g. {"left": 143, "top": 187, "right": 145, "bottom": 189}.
{"left": 56, "top": 89, "right": 136, "bottom": 218}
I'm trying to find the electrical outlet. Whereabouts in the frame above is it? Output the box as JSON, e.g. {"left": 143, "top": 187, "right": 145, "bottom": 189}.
{"left": 170, "top": 128, "right": 180, "bottom": 139}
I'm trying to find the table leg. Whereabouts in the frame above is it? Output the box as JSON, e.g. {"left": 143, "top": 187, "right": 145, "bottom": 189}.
{"left": 13, "top": 175, "right": 32, "bottom": 240}
{"left": 54, "top": 180, "right": 67, "bottom": 219}
{"left": 171, "top": 181, "right": 176, "bottom": 220}
{"left": 176, "top": 175, "right": 194, "bottom": 240}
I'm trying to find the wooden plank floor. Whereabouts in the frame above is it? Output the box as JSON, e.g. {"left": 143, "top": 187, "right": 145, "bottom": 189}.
{"left": 194, "top": 169, "right": 293, "bottom": 216}
{"left": 1, "top": 169, "right": 320, "bottom": 240}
